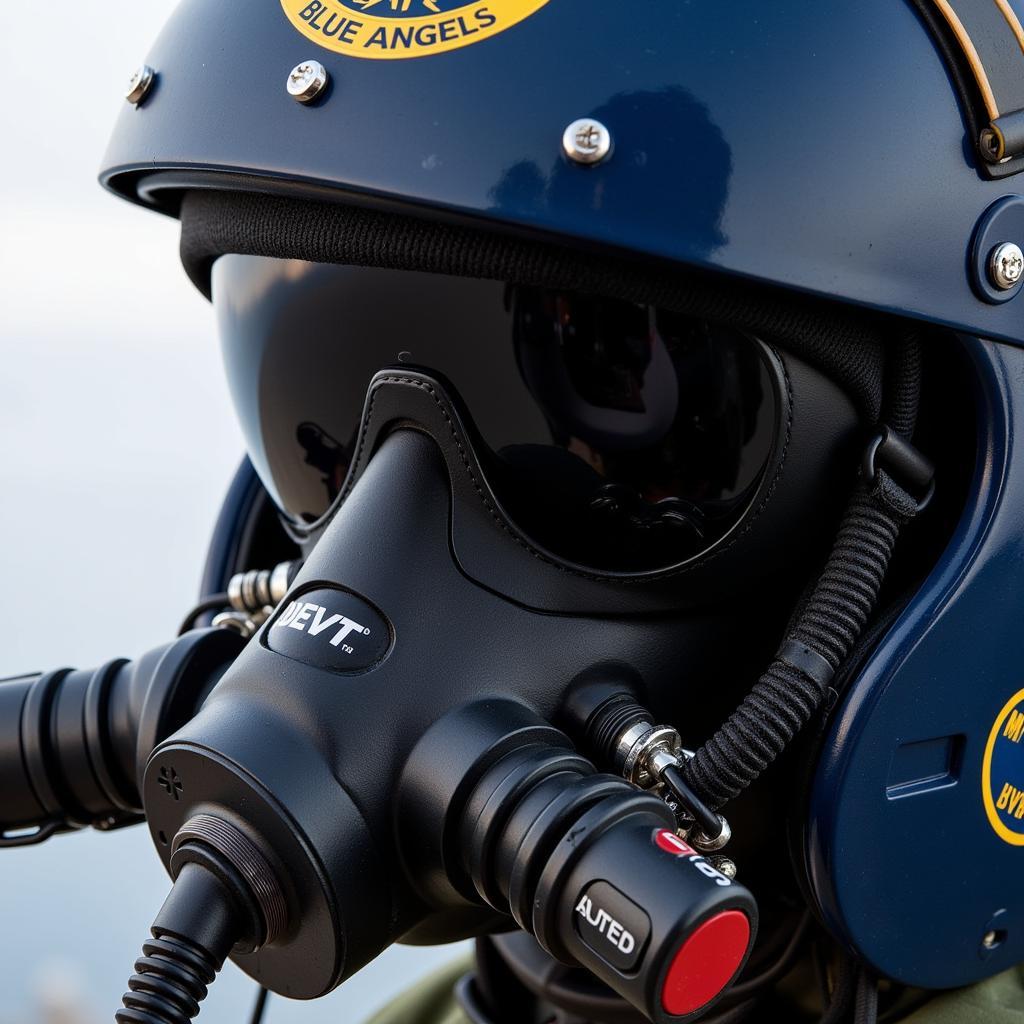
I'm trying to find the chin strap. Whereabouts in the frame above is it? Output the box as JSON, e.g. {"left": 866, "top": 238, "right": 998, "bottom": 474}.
{"left": 681, "top": 333, "right": 933, "bottom": 811}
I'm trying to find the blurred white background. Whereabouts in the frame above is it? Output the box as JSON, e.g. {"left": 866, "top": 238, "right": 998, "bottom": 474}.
{"left": 0, "top": 5, "right": 464, "bottom": 1022}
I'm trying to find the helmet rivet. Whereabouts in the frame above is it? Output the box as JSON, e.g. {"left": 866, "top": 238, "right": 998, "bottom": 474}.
{"left": 287, "top": 60, "right": 329, "bottom": 104}
{"left": 562, "top": 118, "right": 612, "bottom": 165}
{"left": 125, "top": 65, "right": 155, "bottom": 106}
{"left": 979, "top": 127, "right": 1004, "bottom": 164}
{"left": 982, "top": 929, "right": 1002, "bottom": 950}
{"left": 988, "top": 241, "right": 1024, "bottom": 291}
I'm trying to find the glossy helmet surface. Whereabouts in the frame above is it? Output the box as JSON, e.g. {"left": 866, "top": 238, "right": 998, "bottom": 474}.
{"left": 100, "top": 0, "right": 1024, "bottom": 999}
{"left": 102, "top": 0, "right": 1024, "bottom": 344}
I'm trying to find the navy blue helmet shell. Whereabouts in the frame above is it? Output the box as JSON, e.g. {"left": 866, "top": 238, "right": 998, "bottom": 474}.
{"left": 102, "top": 0, "right": 1024, "bottom": 346}
{"left": 98, "top": 0, "right": 1024, "bottom": 998}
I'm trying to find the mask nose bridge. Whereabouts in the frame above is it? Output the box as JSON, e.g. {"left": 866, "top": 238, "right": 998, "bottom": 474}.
{"left": 318, "top": 368, "right": 484, "bottom": 518}
{"left": 299, "top": 423, "right": 461, "bottom": 608}
{"left": 301, "top": 369, "right": 625, "bottom": 613}
{"left": 297, "top": 368, "right": 541, "bottom": 593}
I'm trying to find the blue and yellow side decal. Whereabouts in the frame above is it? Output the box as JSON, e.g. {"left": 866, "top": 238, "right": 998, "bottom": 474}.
{"left": 983, "top": 687, "right": 1024, "bottom": 844}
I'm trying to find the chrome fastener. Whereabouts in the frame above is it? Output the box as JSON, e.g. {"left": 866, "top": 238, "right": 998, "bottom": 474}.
{"left": 689, "top": 814, "right": 732, "bottom": 853}
{"left": 708, "top": 855, "right": 738, "bottom": 879}
{"left": 125, "top": 65, "right": 155, "bottom": 106}
{"left": 989, "top": 241, "right": 1024, "bottom": 291}
{"left": 287, "top": 60, "right": 329, "bottom": 104}
{"left": 562, "top": 118, "right": 612, "bottom": 165}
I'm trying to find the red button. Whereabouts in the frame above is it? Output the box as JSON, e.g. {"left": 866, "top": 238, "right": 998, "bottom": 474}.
{"left": 653, "top": 828, "right": 697, "bottom": 857}
{"left": 660, "top": 910, "right": 750, "bottom": 1017}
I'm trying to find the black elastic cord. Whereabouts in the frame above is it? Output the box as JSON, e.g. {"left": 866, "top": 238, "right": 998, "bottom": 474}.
{"left": 681, "top": 484, "right": 905, "bottom": 808}
{"left": 680, "top": 334, "right": 924, "bottom": 810}
{"left": 661, "top": 763, "right": 723, "bottom": 839}
{"left": 854, "top": 970, "right": 879, "bottom": 1024}
{"left": 178, "top": 592, "right": 230, "bottom": 636}
{"left": 883, "top": 330, "right": 922, "bottom": 440}
{"left": 818, "top": 953, "right": 859, "bottom": 1024}
{"left": 248, "top": 985, "right": 270, "bottom": 1024}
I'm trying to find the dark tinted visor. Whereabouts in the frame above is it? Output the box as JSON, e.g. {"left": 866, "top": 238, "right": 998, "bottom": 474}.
{"left": 212, "top": 255, "right": 782, "bottom": 573}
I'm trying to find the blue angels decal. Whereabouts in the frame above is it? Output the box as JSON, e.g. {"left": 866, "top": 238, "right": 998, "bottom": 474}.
{"left": 281, "top": 0, "right": 550, "bottom": 59}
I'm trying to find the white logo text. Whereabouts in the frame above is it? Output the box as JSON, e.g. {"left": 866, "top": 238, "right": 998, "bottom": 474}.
{"left": 574, "top": 895, "right": 636, "bottom": 954}
{"left": 276, "top": 600, "right": 370, "bottom": 653}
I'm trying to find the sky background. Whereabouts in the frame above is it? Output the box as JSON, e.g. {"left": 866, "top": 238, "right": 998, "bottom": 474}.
{"left": 0, "top": 5, "right": 466, "bottom": 1022}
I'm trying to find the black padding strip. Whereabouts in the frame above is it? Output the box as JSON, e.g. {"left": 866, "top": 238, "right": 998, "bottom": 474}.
{"left": 776, "top": 639, "right": 836, "bottom": 691}
{"left": 180, "top": 189, "right": 888, "bottom": 422}
{"left": 907, "top": 0, "right": 1024, "bottom": 173}
{"left": 940, "top": 0, "right": 1024, "bottom": 119}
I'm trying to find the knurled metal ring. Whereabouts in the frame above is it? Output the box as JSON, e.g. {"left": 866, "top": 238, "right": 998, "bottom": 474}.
{"left": 171, "top": 814, "right": 287, "bottom": 943}
{"left": 623, "top": 726, "right": 682, "bottom": 787}
{"left": 613, "top": 721, "right": 655, "bottom": 775}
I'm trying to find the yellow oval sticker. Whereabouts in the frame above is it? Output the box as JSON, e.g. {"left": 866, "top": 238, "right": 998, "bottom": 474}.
{"left": 982, "top": 687, "right": 1024, "bottom": 845}
{"left": 280, "top": 0, "right": 551, "bottom": 60}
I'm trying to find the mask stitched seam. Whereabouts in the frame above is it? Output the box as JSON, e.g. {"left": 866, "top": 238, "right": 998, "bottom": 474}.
{"left": 317, "top": 365, "right": 795, "bottom": 586}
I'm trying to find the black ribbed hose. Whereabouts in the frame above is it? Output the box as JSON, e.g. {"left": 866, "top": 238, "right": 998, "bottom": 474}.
{"left": 681, "top": 486, "right": 902, "bottom": 809}
{"left": 680, "top": 333, "right": 923, "bottom": 810}
{"left": 116, "top": 861, "right": 241, "bottom": 1024}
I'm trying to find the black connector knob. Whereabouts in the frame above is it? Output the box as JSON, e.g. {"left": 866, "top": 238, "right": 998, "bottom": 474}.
{"left": 548, "top": 817, "right": 756, "bottom": 1021}
{"left": 461, "top": 741, "right": 757, "bottom": 1022}
{"left": 402, "top": 702, "right": 757, "bottom": 1022}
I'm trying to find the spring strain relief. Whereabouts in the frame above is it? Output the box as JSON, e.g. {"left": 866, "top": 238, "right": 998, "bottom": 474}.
{"left": 116, "top": 861, "right": 239, "bottom": 1024}
{"left": 116, "top": 932, "right": 220, "bottom": 1024}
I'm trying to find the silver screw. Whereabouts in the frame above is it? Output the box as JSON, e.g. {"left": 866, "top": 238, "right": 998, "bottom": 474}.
{"left": 982, "top": 929, "right": 1002, "bottom": 950}
{"left": 287, "top": 60, "right": 329, "bottom": 104}
{"left": 989, "top": 242, "right": 1024, "bottom": 291}
{"left": 125, "top": 64, "right": 155, "bottom": 106}
{"left": 708, "top": 856, "right": 738, "bottom": 880}
{"left": 562, "top": 118, "right": 612, "bottom": 165}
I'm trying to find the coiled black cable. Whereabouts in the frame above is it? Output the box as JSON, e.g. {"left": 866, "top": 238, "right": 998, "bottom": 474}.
{"left": 115, "top": 859, "right": 246, "bottom": 1024}
{"left": 118, "top": 934, "right": 220, "bottom": 1024}
{"left": 178, "top": 593, "right": 230, "bottom": 636}
{"left": 248, "top": 986, "right": 270, "bottom": 1024}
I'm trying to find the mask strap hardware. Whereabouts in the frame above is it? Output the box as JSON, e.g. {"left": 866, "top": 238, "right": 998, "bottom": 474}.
{"left": 0, "top": 818, "right": 68, "bottom": 848}
{"left": 862, "top": 426, "right": 936, "bottom": 518}
{"left": 674, "top": 332, "right": 930, "bottom": 812}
